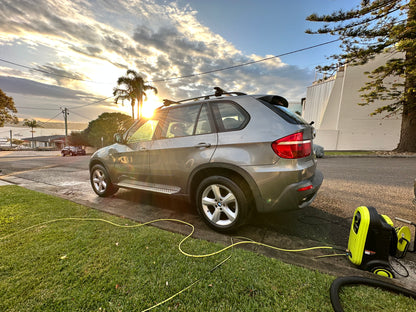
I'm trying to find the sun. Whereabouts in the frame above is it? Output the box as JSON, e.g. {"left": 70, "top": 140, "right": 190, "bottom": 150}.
{"left": 142, "top": 91, "right": 162, "bottom": 118}
{"left": 112, "top": 90, "right": 162, "bottom": 118}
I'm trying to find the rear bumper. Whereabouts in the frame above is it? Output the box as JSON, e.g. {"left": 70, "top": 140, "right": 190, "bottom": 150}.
{"left": 258, "top": 169, "right": 323, "bottom": 213}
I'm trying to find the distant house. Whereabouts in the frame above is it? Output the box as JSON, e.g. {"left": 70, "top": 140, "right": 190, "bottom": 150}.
{"left": 22, "top": 135, "right": 66, "bottom": 149}
{"left": 303, "top": 51, "right": 403, "bottom": 151}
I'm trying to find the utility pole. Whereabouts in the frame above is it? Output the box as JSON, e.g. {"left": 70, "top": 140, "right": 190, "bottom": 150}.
{"left": 61, "top": 107, "right": 69, "bottom": 145}
{"left": 10, "top": 130, "right": 12, "bottom": 148}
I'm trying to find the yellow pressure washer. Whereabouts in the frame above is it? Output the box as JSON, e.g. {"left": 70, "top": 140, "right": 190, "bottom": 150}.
{"left": 347, "top": 206, "right": 413, "bottom": 278}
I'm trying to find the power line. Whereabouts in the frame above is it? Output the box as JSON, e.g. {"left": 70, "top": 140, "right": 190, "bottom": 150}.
{"left": 15, "top": 106, "right": 60, "bottom": 111}
{"left": 1, "top": 38, "right": 341, "bottom": 118}
{"left": 1, "top": 39, "right": 340, "bottom": 87}
{"left": 37, "top": 111, "right": 65, "bottom": 126}
{"left": 149, "top": 39, "right": 341, "bottom": 82}
{"left": 70, "top": 95, "right": 115, "bottom": 109}
{"left": 68, "top": 108, "right": 94, "bottom": 121}
{"left": 15, "top": 96, "right": 115, "bottom": 112}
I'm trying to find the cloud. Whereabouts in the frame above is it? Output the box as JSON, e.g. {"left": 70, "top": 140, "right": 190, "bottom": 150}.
{"left": 0, "top": 75, "right": 91, "bottom": 99}
{"left": 32, "top": 63, "right": 91, "bottom": 85}
{"left": 0, "top": 75, "right": 117, "bottom": 122}
{"left": 0, "top": 0, "right": 314, "bottom": 124}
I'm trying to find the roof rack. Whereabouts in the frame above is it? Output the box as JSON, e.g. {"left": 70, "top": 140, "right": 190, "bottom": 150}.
{"left": 162, "top": 87, "right": 247, "bottom": 107}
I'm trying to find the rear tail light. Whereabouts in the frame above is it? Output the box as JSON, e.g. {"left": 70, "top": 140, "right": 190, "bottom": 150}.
{"left": 271, "top": 132, "right": 312, "bottom": 159}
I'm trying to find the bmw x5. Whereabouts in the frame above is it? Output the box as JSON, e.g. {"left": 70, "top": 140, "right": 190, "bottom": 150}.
{"left": 89, "top": 89, "right": 323, "bottom": 232}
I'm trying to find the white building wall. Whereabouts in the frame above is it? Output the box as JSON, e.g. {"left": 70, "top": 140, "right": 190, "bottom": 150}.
{"left": 303, "top": 77, "right": 336, "bottom": 129}
{"left": 304, "top": 52, "right": 402, "bottom": 151}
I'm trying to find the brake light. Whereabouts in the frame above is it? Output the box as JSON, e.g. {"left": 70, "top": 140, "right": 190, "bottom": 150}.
{"left": 271, "top": 132, "right": 312, "bottom": 159}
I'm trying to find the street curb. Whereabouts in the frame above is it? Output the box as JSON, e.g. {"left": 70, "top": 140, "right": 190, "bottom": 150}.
{"left": 323, "top": 154, "right": 416, "bottom": 158}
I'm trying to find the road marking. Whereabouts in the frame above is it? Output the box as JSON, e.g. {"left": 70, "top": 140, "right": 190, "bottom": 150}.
{"left": 0, "top": 164, "right": 61, "bottom": 178}
{"left": 0, "top": 151, "right": 13, "bottom": 157}
{"left": 0, "top": 156, "right": 59, "bottom": 162}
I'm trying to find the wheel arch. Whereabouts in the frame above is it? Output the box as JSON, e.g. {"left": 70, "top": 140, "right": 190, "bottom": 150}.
{"left": 89, "top": 159, "right": 116, "bottom": 184}
{"left": 187, "top": 163, "right": 262, "bottom": 212}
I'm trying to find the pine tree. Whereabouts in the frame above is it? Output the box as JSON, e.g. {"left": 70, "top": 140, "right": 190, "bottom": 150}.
{"left": 306, "top": 0, "right": 416, "bottom": 152}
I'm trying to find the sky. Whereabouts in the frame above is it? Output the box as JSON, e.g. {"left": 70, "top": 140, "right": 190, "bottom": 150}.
{"left": 0, "top": 0, "right": 362, "bottom": 124}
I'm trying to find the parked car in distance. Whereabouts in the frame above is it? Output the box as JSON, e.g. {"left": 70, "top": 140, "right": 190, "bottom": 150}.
{"left": 61, "top": 146, "right": 86, "bottom": 156}
{"left": 89, "top": 88, "right": 323, "bottom": 233}
{"left": 314, "top": 144, "right": 325, "bottom": 158}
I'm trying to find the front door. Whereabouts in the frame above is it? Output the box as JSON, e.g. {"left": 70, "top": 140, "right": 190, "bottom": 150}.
{"left": 148, "top": 103, "right": 217, "bottom": 191}
{"left": 114, "top": 118, "right": 160, "bottom": 184}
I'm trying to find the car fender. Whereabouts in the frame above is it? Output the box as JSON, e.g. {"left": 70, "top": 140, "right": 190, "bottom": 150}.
{"left": 187, "top": 162, "right": 263, "bottom": 212}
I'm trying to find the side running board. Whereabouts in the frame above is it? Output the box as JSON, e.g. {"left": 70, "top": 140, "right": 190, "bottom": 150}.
{"left": 117, "top": 179, "right": 181, "bottom": 195}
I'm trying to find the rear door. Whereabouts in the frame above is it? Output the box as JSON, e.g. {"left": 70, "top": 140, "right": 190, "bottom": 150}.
{"left": 148, "top": 103, "right": 217, "bottom": 191}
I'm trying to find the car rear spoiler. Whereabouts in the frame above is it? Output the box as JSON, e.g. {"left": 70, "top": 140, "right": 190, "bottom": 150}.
{"left": 254, "top": 95, "right": 289, "bottom": 108}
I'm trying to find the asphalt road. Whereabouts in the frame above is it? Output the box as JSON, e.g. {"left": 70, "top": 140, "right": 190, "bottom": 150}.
{"left": 1, "top": 151, "right": 416, "bottom": 288}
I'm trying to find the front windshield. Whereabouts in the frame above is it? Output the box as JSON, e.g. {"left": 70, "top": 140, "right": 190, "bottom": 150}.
{"left": 123, "top": 119, "right": 141, "bottom": 142}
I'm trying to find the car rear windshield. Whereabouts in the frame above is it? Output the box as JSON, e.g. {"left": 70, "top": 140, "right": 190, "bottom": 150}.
{"left": 259, "top": 99, "right": 309, "bottom": 125}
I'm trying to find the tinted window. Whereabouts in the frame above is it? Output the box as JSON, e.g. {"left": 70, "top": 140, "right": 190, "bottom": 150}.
{"left": 212, "top": 102, "right": 248, "bottom": 131}
{"left": 260, "top": 99, "right": 308, "bottom": 125}
{"left": 161, "top": 104, "right": 201, "bottom": 138}
{"left": 279, "top": 106, "right": 309, "bottom": 125}
{"left": 195, "top": 104, "right": 213, "bottom": 135}
{"left": 127, "top": 119, "right": 159, "bottom": 143}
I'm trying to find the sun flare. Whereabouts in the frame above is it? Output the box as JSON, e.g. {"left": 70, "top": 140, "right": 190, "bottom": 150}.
{"left": 113, "top": 90, "right": 162, "bottom": 118}
{"left": 142, "top": 91, "right": 162, "bottom": 118}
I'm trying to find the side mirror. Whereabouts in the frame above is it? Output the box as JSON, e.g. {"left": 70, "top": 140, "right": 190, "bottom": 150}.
{"left": 114, "top": 133, "right": 123, "bottom": 143}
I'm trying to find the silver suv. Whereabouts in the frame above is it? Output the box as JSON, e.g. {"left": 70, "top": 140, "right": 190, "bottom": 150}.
{"left": 89, "top": 89, "right": 323, "bottom": 232}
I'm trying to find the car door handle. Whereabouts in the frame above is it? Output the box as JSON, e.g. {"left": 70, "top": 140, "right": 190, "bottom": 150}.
{"left": 194, "top": 142, "right": 211, "bottom": 148}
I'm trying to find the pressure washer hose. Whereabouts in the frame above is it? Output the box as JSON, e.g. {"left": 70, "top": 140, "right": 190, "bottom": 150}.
{"left": 330, "top": 276, "right": 416, "bottom": 312}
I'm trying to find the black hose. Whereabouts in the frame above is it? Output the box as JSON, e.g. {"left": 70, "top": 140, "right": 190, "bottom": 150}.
{"left": 330, "top": 276, "right": 416, "bottom": 312}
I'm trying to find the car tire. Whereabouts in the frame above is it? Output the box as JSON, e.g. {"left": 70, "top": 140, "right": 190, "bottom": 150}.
{"left": 196, "top": 176, "right": 248, "bottom": 233}
{"left": 90, "top": 164, "right": 119, "bottom": 197}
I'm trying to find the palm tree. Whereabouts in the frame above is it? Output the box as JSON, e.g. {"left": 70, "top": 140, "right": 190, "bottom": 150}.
{"left": 113, "top": 70, "right": 157, "bottom": 119}
{"left": 23, "top": 119, "right": 42, "bottom": 148}
{"left": 113, "top": 84, "right": 135, "bottom": 119}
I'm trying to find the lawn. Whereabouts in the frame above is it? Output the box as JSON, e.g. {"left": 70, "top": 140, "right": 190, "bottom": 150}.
{"left": 0, "top": 185, "right": 414, "bottom": 311}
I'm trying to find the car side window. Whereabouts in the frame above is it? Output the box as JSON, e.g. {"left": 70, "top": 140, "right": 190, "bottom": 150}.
{"left": 127, "top": 119, "right": 159, "bottom": 144}
{"left": 213, "top": 102, "right": 248, "bottom": 131}
{"left": 195, "top": 104, "right": 213, "bottom": 135}
{"left": 161, "top": 104, "right": 201, "bottom": 138}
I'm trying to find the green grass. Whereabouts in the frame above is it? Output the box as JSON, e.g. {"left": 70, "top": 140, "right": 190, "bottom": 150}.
{"left": 1, "top": 185, "right": 415, "bottom": 311}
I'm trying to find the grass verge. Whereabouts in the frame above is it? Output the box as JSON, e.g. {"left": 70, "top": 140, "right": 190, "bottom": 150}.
{"left": 1, "top": 185, "right": 414, "bottom": 311}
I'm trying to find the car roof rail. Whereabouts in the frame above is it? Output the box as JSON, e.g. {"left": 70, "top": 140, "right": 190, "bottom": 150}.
{"left": 162, "top": 87, "right": 247, "bottom": 107}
